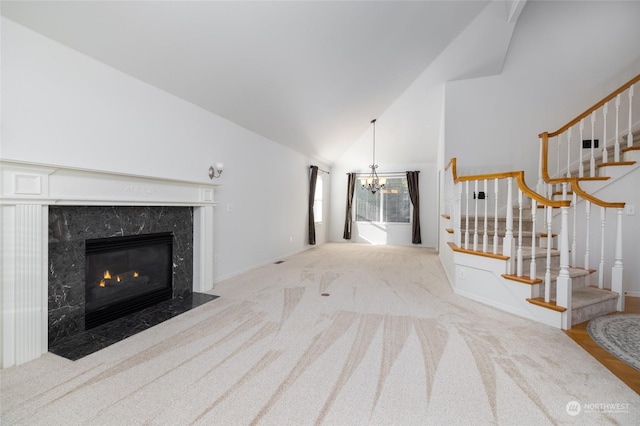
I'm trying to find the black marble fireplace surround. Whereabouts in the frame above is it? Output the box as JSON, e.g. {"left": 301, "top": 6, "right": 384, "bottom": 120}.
{"left": 47, "top": 206, "right": 217, "bottom": 360}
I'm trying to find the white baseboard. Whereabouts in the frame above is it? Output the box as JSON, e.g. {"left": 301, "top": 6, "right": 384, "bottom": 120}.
{"left": 454, "top": 287, "right": 535, "bottom": 322}
{"left": 212, "top": 244, "right": 317, "bottom": 284}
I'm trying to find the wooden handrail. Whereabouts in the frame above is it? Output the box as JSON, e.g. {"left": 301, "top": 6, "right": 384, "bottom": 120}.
{"left": 444, "top": 157, "right": 458, "bottom": 181}
{"left": 539, "top": 132, "right": 554, "bottom": 183}
{"left": 458, "top": 170, "right": 520, "bottom": 182}
{"left": 570, "top": 178, "right": 626, "bottom": 209}
{"left": 538, "top": 73, "right": 640, "bottom": 138}
{"left": 540, "top": 134, "right": 627, "bottom": 209}
{"left": 515, "top": 171, "right": 570, "bottom": 208}
{"left": 445, "top": 157, "right": 568, "bottom": 208}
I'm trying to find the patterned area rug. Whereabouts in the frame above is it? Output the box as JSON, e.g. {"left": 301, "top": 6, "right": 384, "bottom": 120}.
{"left": 588, "top": 314, "right": 640, "bottom": 371}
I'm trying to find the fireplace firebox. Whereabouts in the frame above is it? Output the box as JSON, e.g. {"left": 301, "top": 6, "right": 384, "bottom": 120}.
{"left": 85, "top": 232, "right": 173, "bottom": 329}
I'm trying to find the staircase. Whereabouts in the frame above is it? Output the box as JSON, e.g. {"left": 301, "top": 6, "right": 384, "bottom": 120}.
{"left": 440, "top": 74, "right": 639, "bottom": 330}
{"left": 458, "top": 208, "right": 619, "bottom": 325}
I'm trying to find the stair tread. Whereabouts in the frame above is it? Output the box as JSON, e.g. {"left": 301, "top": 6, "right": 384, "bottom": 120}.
{"left": 456, "top": 245, "right": 561, "bottom": 260}
{"left": 572, "top": 286, "right": 619, "bottom": 309}
{"left": 534, "top": 266, "right": 592, "bottom": 280}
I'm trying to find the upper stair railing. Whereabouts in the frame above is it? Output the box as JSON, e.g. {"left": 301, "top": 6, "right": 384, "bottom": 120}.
{"left": 538, "top": 73, "right": 640, "bottom": 192}
{"left": 536, "top": 76, "right": 635, "bottom": 314}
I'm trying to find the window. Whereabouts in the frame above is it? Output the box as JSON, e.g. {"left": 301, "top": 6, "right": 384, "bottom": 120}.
{"left": 355, "top": 175, "right": 410, "bottom": 223}
{"left": 313, "top": 175, "right": 323, "bottom": 223}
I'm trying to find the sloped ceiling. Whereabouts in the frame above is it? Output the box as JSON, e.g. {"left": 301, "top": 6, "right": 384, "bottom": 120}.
{"left": 1, "top": 0, "right": 490, "bottom": 164}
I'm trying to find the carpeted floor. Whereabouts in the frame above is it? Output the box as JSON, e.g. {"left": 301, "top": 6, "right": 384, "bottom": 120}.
{"left": 1, "top": 243, "right": 639, "bottom": 425}
{"left": 588, "top": 314, "right": 640, "bottom": 372}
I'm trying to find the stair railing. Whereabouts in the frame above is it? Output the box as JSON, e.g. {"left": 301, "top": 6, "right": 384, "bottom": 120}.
{"left": 444, "top": 158, "right": 573, "bottom": 326}
{"left": 538, "top": 73, "right": 640, "bottom": 194}
{"left": 555, "top": 178, "right": 626, "bottom": 312}
{"left": 536, "top": 76, "right": 635, "bottom": 314}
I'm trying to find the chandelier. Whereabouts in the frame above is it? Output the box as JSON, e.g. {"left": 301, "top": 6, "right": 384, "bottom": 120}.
{"left": 361, "top": 119, "right": 385, "bottom": 193}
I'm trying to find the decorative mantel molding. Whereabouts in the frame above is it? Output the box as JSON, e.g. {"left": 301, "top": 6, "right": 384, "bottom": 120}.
{"left": 0, "top": 159, "right": 217, "bottom": 206}
{"left": 0, "top": 160, "right": 218, "bottom": 368}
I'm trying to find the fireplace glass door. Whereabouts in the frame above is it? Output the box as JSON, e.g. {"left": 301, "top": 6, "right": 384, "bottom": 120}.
{"left": 85, "top": 232, "right": 173, "bottom": 329}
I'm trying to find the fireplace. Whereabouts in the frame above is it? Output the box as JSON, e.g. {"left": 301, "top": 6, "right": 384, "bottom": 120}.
{"left": 85, "top": 232, "right": 174, "bottom": 329}
{"left": 47, "top": 205, "right": 195, "bottom": 347}
{"left": 1, "top": 159, "right": 217, "bottom": 368}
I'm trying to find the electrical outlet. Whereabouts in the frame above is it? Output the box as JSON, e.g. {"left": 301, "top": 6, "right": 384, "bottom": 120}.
{"left": 626, "top": 204, "right": 636, "bottom": 216}
{"left": 214, "top": 253, "right": 220, "bottom": 263}
{"left": 289, "top": 236, "right": 293, "bottom": 243}
{"left": 227, "top": 203, "right": 233, "bottom": 212}
{"left": 459, "top": 268, "right": 466, "bottom": 279}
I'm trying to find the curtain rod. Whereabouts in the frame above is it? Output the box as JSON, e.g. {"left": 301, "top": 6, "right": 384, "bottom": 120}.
{"left": 310, "top": 165, "right": 330, "bottom": 174}
{"left": 346, "top": 171, "right": 419, "bottom": 176}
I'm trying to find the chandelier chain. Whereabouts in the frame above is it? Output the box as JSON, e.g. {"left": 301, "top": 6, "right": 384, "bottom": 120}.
{"left": 362, "top": 118, "right": 385, "bottom": 194}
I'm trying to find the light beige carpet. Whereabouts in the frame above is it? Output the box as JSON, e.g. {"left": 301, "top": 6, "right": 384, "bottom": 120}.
{"left": 1, "top": 243, "right": 638, "bottom": 425}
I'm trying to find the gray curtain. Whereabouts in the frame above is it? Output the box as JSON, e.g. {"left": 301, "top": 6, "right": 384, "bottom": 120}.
{"left": 406, "top": 171, "right": 421, "bottom": 244}
{"left": 343, "top": 173, "right": 356, "bottom": 239}
{"left": 308, "top": 166, "right": 318, "bottom": 245}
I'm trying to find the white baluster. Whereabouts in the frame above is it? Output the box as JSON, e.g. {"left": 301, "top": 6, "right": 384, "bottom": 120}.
{"left": 557, "top": 206, "right": 572, "bottom": 330}
{"left": 598, "top": 207, "right": 606, "bottom": 289}
{"left": 455, "top": 182, "right": 462, "bottom": 247}
{"left": 530, "top": 200, "right": 537, "bottom": 281}
{"left": 590, "top": 111, "right": 596, "bottom": 177}
{"left": 473, "top": 180, "right": 479, "bottom": 251}
{"left": 579, "top": 119, "right": 585, "bottom": 177}
{"left": 615, "top": 93, "right": 621, "bottom": 162}
{"left": 584, "top": 201, "right": 591, "bottom": 271}
{"left": 602, "top": 102, "right": 608, "bottom": 163}
{"left": 464, "top": 181, "right": 469, "bottom": 250}
{"left": 544, "top": 206, "right": 552, "bottom": 303}
{"left": 571, "top": 192, "right": 577, "bottom": 267}
{"left": 542, "top": 191, "right": 549, "bottom": 245}
{"left": 483, "top": 179, "right": 488, "bottom": 253}
{"left": 628, "top": 84, "right": 634, "bottom": 148}
{"left": 516, "top": 189, "right": 523, "bottom": 277}
{"left": 493, "top": 178, "right": 499, "bottom": 254}
{"left": 503, "top": 177, "right": 514, "bottom": 274}
{"left": 445, "top": 171, "right": 451, "bottom": 219}
{"left": 566, "top": 128, "right": 572, "bottom": 178}
{"left": 612, "top": 207, "right": 624, "bottom": 311}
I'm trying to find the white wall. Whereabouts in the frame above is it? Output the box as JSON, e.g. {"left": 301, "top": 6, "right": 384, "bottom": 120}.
{"left": 444, "top": 0, "right": 640, "bottom": 188}
{"left": 328, "top": 0, "right": 517, "bottom": 247}
{"left": 1, "top": 17, "right": 330, "bottom": 283}
{"left": 327, "top": 62, "right": 445, "bottom": 246}
{"left": 439, "top": 1, "right": 640, "bottom": 295}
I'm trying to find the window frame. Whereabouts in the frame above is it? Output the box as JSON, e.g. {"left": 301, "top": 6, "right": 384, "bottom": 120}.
{"left": 354, "top": 174, "right": 411, "bottom": 224}
{"left": 313, "top": 174, "right": 323, "bottom": 224}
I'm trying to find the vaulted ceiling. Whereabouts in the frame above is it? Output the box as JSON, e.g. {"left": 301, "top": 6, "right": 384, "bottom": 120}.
{"left": 1, "top": 1, "right": 491, "bottom": 164}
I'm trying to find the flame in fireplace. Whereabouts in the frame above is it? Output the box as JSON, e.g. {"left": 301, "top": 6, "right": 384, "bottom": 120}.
{"left": 134, "top": 271, "right": 139, "bottom": 278}
{"left": 99, "top": 279, "right": 106, "bottom": 287}
{"left": 104, "top": 270, "right": 112, "bottom": 279}
{"left": 116, "top": 275, "right": 121, "bottom": 282}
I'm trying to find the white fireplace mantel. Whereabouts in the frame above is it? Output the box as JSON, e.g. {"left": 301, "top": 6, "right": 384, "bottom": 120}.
{"left": 0, "top": 159, "right": 218, "bottom": 369}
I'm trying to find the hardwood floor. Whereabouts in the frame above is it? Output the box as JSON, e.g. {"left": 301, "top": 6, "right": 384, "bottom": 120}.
{"left": 564, "top": 296, "right": 640, "bottom": 394}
